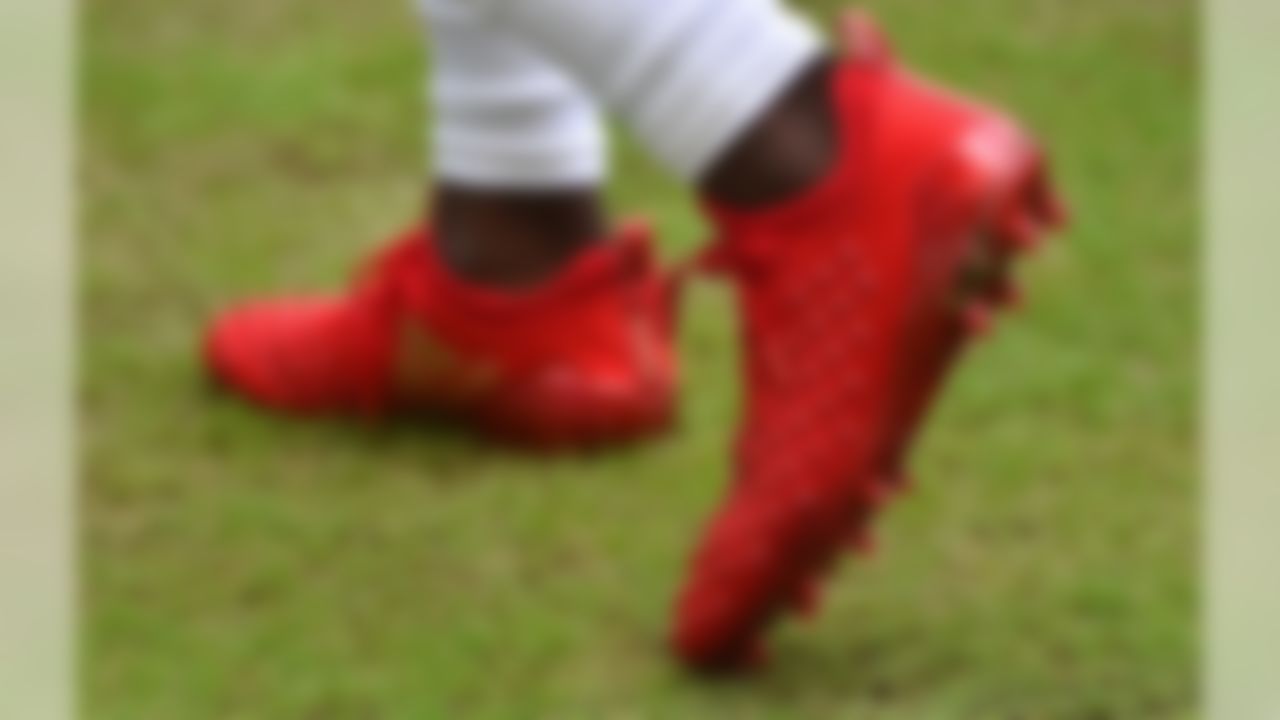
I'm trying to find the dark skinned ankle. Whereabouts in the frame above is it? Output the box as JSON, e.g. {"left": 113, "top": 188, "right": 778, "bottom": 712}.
{"left": 700, "top": 56, "right": 839, "bottom": 209}
{"left": 431, "top": 184, "right": 606, "bottom": 289}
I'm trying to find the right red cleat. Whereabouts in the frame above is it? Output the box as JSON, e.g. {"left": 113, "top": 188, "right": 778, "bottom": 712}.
{"left": 204, "top": 224, "right": 678, "bottom": 449}
{"left": 671, "top": 10, "right": 1067, "bottom": 670}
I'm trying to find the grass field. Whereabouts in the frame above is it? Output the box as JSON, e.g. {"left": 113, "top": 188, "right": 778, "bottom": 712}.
{"left": 83, "top": 0, "right": 1197, "bottom": 717}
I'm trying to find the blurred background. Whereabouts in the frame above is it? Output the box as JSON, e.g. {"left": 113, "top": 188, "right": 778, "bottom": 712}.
{"left": 83, "top": 0, "right": 1196, "bottom": 716}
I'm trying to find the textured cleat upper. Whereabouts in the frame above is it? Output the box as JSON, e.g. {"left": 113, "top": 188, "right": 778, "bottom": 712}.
{"left": 204, "top": 224, "right": 678, "bottom": 448}
{"left": 671, "top": 11, "right": 1064, "bottom": 670}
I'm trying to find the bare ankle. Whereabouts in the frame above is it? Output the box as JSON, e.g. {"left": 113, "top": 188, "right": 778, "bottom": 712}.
{"left": 432, "top": 184, "right": 607, "bottom": 288}
{"left": 700, "top": 57, "right": 839, "bottom": 208}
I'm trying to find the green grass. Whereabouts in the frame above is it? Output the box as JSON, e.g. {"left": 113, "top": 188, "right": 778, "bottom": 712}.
{"left": 82, "top": 0, "right": 1197, "bottom": 717}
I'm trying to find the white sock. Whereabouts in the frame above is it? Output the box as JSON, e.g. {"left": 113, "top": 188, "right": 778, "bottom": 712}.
{"left": 421, "top": 0, "right": 607, "bottom": 189}
{"left": 474, "top": 0, "right": 823, "bottom": 180}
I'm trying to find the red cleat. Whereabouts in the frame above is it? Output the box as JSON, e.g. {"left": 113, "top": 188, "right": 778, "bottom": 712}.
{"left": 671, "top": 11, "right": 1067, "bottom": 670}
{"left": 204, "top": 224, "right": 678, "bottom": 449}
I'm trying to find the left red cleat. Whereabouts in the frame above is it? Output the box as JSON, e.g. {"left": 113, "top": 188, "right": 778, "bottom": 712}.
{"left": 671, "top": 10, "right": 1067, "bottom": 670}
{"left": 204, "top": 224, "right": 678, "bottom": 449}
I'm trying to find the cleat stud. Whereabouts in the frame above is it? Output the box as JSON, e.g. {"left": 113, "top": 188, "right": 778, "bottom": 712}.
{"left": 851, "top": 529, "right": 877, "bottom": 556}
{"left": 1042, "top": 188, "right": 1070, "bottom": 230}
{"left": 791, "top": 579, "right": 822, "bottom": 619}
{"left": 1029, "top": 168, "right": 1069, "bottom": 231}
{"left": 742, "top": 640, "right": 770, "bottom": 670}
{"left": 962, "top": 302, "right": 995, "bottom": 337}
{"left": 886, "top": 471, "right": 916, "bottom": 496}
{"left": 998, "top": 208, "right": 1040, "bottom": 252}
{"left": 858, "top": 479, "right": 889, "bottom": 507}
{"left": 993, "top": 276, "right": 1024, "bottom": 310}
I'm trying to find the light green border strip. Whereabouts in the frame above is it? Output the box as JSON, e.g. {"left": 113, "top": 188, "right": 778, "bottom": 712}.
{"left": 0, "top": 0, "right": 75, "bottom": 717}
{"left": 1207, "top": 0, "right": 1280, "bottom": 718}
